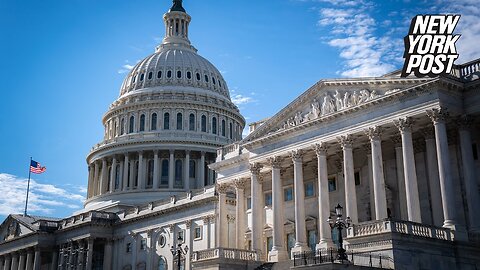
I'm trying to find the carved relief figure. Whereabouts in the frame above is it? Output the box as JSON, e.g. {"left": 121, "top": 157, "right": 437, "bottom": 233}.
{"left": 334, "top": 90, "right": 343, "bottom": 110}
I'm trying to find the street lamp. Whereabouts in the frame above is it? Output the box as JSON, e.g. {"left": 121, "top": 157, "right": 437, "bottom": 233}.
{"left": 327, "top": 204, "right": 351, "bottom": 262}
{"left": 170, "top": 234, "right": 189, "bottom": 270}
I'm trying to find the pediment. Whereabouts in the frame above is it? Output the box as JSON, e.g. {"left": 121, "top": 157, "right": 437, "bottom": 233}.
{"left": 243, "top": 77, "right": 433, "bottom": 144}
{"left": 0, "top": 215, "right": 35, "bottom": 243}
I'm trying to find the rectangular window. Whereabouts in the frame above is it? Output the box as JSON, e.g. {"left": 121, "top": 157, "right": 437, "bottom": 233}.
{"left": 194, "top": 227, "right": 202, "bottom": 240}
{"left": 284, "top": 187, "right": 293, "bottom": 201}
{"left": 178, "top": 230, "right": 185, "bottom": 242}
{"left": 308, "top": 230, "right": 317, "bottom": 251}
{"left": 328, "top": 177, "right": 336, "bottom": 192}
{"left": 305, "top": 182, "right": 314, "bottom": 197}
{"left": 265, "top": 192, "right": 272, "bottom": 207}
{"left": 354, "top": 171, "right": 361, "bottom": 186}
{"left": 246, "top": 197, "right": 252, "bottom": 210}
{"left": 126, "top": 243, "right": 132, "bottom": 253}
{"left": 287, "top": 233, "right": 295, "bottom": 259}
{"left": 266, "top": 237, "right": 273, "bottom": 256}
{"left": 140, "top": 239, "right": 147, "bottom": 250}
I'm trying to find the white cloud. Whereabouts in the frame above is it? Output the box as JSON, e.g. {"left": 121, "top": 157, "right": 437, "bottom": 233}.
{"left": 117, "top": 64, "right": 135, "bottom": 74}
{"left": 0, "top": 173, "right": 85, "bottom": 216}
{"left": 231, "top": 94, "right": 254, "bottom": 106}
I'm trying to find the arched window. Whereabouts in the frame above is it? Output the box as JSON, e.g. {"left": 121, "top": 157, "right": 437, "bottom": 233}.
{"left": 222, "top": 120, "right": 226, "bottom": 137}
{"left": 177, "top": 70, "right": 182, "bottom": 78}
{"left": 139, "top": 114, "right": 145, "bottom": 132}
{"left": 167, "top": 70, "right": 172, "bottom": 78}
{"left": 175, "top": 160, "right": 182, "bottom": 186}
{"left": 140, "top": 73, "right": 144, "bottom": 81}
{"left": 229, "top": 122, "right": 233, "bottom": 139}
{"left": 212, "top": 117, "right": 217, "bottom": 134}
{"left": 176, "top": 113, "right": 183, "bottom": 130}
{"left": 164, "top": 113, "right": 170, "bottom": 130}
{"left": 219, "top": 80, "right": 222, "bottom": 87}
{"left": 151, "top": 113, "right": 157, "bottom": 131}
{"left": 187, "top": 71, "right": 192, "bottom": 79}
{"left": 107, "top": 167, "right": 112, "bottom": 192}
{"left": 189, "top": 160, "right": 196, "bottom": 178}
{"left": 189, "top": 113, "right": 195, "bottom": 131}
{"left": 147, "top": 160, "right": 154, "bottom": 187}
{"left": 114, "top": 121, "right": 117, "bottom": 137}
{"left": 196, "top": 73, "right": 200, "bottom": 81}
{"left": 115, "top": 164, "right": 120, "bottom": 189}
{"left": 132, "top": 75, "right": 137, "bottom": 83}
{"left": 148, "top": 72, "right": 153, "bottom": 80}
{"left": 121, "top": 118, "right": 125, "bottom": 135}
{"left": 161, "top": 160, "right": 169, "bottom": 186}
{"left": 157, "top": 70, "right": 162, "bottom": 78}
{"left": 201, "top": 115, "right": 207, "bottom": 132}
{"left": 204, "top": 75, "right": 209, "bottom": 82}
{"left": 212, "top": 77, "right": 216, "bottom": 85}
{"left": 134, "top": 161, "right": 139, "bottom": 187}
{"left": 129, "top": 116, "right": 135, "bottom": 133}
{"left": 158, "top": 257, "right": 166, "bottom": 270}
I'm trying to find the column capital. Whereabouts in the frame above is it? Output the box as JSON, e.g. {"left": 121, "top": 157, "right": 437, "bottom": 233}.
{"left": 168, "top": 224, "right": 176, "bottom": 233}
{"left": 290, "top": 149, "right": 303, "bottom": 162}
{"left": 337, "top": 134, "right": 354, "bottom": 149}
{"left": 249, "top": 163, "right": 263, "bottom": 175}
{"left": 314, "top": 142, "right": 328, "bottom": 156}
{"left": 202, "top": 216, "right": 211, "bottom": 223}
{"left": 267, "top": 156, "right": 283, "bottom": 169}
{"left": 457, "top": 115, "right": 473, "bottom": 130}
{"left": 233, "top": 178, "right": 247, "bottom": 190}
{"left": 362, "top": 142, "right": 372, "bottom": 153}
{"left": 365, "top": 126, "right": 382, "bottom": 141}
{"left": 216, "top": 183, "right": 229, "bottom": 194}
{"left": 394, "top": 117, "right": 413, "bottom": 132}
{"left": 420, "top": 127, "right": 435, "bottom": 139}
{"left": 185, "top": 149, "right": 191, "bottom": 155}
{"left": 185, "top": 220, "right": 192, "bottom": 229}
{"left": 390, "top": 135, "right": 402, "bottom": 147}
{"left": 169, "top": 149, "right": 175, "bottom": 155}
{"left": 426, "top": 108, "right": 449, "bottom": 124}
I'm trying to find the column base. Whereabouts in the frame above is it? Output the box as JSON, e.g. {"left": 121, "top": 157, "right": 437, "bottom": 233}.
{"left": 445, "top": 224, "right": 468, "bottom": 241}
{"left": 291, "top": 244, "right": 311, "bottom": 258}
{"left": 268, "top": 248, "right": 288, "bottom": 262}
{"left": 315, "top": 240, "right": 335, "bottom": 251}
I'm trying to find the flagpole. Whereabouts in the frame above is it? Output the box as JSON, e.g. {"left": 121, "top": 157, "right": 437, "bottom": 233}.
{"left": 24, "top": 157, "right": 32, "bottom": 217}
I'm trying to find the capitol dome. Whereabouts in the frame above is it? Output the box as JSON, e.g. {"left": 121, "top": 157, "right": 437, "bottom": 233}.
{"left": 84, "top": 0, "right": 245, "bottom": 211}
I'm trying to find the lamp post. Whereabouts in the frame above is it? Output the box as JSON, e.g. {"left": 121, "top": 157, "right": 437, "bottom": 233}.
{"left": 327, "top": 204, "right": 351, "bottom": 262}
{"left": 170, "top": 234, "right": 189, "bottom": 270}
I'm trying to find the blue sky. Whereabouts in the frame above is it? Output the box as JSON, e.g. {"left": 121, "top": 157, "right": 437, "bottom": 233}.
{"left": 1, "top": 0, "right": 479, "bottom": 221}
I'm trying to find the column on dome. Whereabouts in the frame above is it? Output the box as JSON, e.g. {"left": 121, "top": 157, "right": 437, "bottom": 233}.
{"left": 234, "top": 178, "right": 247, "bottom": 249}
{"left": 199, "top": 151, "right": 206, "bottom": 188}
{"left": 100, "top": 158, "right": 108, "bottom": 194}
{"left": 314, "top": 142, "right": 334, "bottom": 250}
{"left": 153, "top": 150, "right": 160, "bottom": 189}
{"left": 138, "top": 151, "right": 145, "bottom": 189}
{"left": 110, "top": 156, "right": 117, "bottom": 192}
{"left": 338, "top": 135, "right": 358, "bottom": 223}
{"left": 169, "top": 150, "right": 175, "bottom": 189}
{"left": 267, "top": 156, "right": 288, "bottom": 262}
{"left": 421, "top": 127, "right": 444, "bottom": 226}
{"left": 394, "top": 117, "right": 422, "bottom": 223}
{"left": 365, "top": 127, "right": 388, "bottom": 220}
{"left": 87, "top": 164, "right": 93, "bottom": 198}
{"left": 290, "top": 150, "right": 310, "bottom": 255}
{"left": 123, "top": 154, "right": 129, "bottom": 191}
{"left": 185, "top": 150, "right": 190, "bottom": 190}
{"left": 93, "top": 161, "right": 100, "bottom": 196}
{"left": 249, "top": 163, "right": 263, "bottom": 254}
{"left": 216, "top": 183, "right": 228, "bottom": 247}
{"left": 458, "top": 116, "right": 480, "bottom": 231}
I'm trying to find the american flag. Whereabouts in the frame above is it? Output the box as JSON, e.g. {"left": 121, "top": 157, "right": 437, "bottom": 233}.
{"left": 30, "top": 160, "right": 46, "bottom": 174}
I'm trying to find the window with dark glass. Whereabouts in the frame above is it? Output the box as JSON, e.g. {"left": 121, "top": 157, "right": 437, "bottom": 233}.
{"left": 164, "top": 113, "right": 170, "bottom": 130}
{"left": 201, "top": 115, "right": 207, "bottom": 132}
{"left": 204, "top": 75, "right": 209, "bottom": 82}
{"left": 219, "top": 80, "right": 222, "bottom": 87}
{"left": 308, "top": 230, "right": 317, "bottom": 251}
{"left": 177, "top": 70, "right": 182, "bottom": 78}
{"left": 212, "top": 117, "right": 217, "bottom": 134}
{"left": 132, "top": 75, "right": 137, "bottom": 83}
{"left": 140, "top": 73, "right": 144, "bottom": 81}
{"left": 126, "top": 243, "right": 132, "bottom": 253}
{"left": 120, "top": 118, "right": 125, "bottom": 135}
{"left": 151, "top": 113, "right": 157, "bottom": 130}
{"left": 194, "top": 227, "right": 202, "bottom": 239}
{"left": 134, "top": 161, "right": 139, "bottom": 187}
{"left": 176, "top": 113, "right": 183, "bottom": 130}
{"left": 305, "top": 182, "right": 315, "bottom": 197}
{"left": 187, "top": 71, "right": 192, "bottom": 79}
{"left": 147, "top": 160, "right": 154, "bottom": 187}
{"left": 140, "top": 239, "right": 147, "bottom": 250}
{"left": 189, "top": 160, "right": 196, "bottom": 178}
{"left": 354, "top": 171, "right": 361, "bottom": 186}
{"left": 328, "top": 176, "right": 336, "bottom": 192}
{"left": 265, "top": 192, "right": 272, "bottom": 207}
{"left": 157, "top": 70, "right": 162, "bottom": 78}
{"left": 189, "top": 113, "right": 195, "bottom": 131}
{"left": 229, "top": 122, "right": 233, "bottom": 139}
{"left": 115, "top": 164, "right": 120, "bottom": 189}
{"left": 161, "top": 160, "right": 169, "bottom": 186}
{"left": 284, "top": 187, "right": 293, "bottom": 201}
{"left": 222, "top": 120, "right": 226, "bottom": 136}
{"left": 246, "top": 197, "right": 251, "bottom": 210}
{"left": 139, "top": 114, "right": 145, "bottom": 132}
{"left": 212, "top": 77, "right": 216, "bottom": 84}
{"left": 175, "top": 160, "right": 182, "bottom": 186}
{"left": 196, "top": 73, "right": 201, "bottom": 80}
{"left": 129, "top": 116, "right": 134, "bottom": 133}
{"left": 167, "top": 70, "right": 172, "bottom": 78}
{"left": 148, "top": 72, "right": 153, "bottom": 80}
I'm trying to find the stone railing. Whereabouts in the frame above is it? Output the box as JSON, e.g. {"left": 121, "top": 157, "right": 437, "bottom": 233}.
{"left": 57, "top": 210, "right": 117, "bottom": 230}
{"left": 191, "top": 248, "right": 259, "bottom": 262}
{"left": 347, "top": 219, "right": 453, "bottom": 241}
{"left": 217, "top": 143, "right": 243, "bottom": 161}
{"left": 450, "top": 59, "right": 480, "bottom": 81}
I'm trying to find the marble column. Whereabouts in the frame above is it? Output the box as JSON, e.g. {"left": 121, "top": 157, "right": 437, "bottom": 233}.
{"left": 129, "top": 157, "right": 135, "bottom": 189}
{"left": 3, "top": 255, "right": 10, "bottom": 270}
{"left": 119, "top": 160, "right": 124, "bottom": 191}
{"left": 86, "top": 238, "right": 94, "bottom": 270}
{"left": 100, "top": 158, "right": 108, "bottom": 194}
{"left": 123, "top": 154, "right": 129, "bottom": 191}
{"left": 153, "top": 151, "right": 160, "bottom": 189}
{"left": 249, "top": 163, "right": 263, "bottom": 255}
{"left": 314, "top": 143, "right": 334, "bottom": 249}
{"left": 338, "top": 135, "right": 358, "bottom": 223}
{"left": 458, "top": 116, "right": 480, "bottom": 231}
{"left": 267, "top": 156, "right": 288, "bottom": 262}
{"left": 169, "top": 150, "right": 175, "bottom": 189}
{"left": 25, "top": 251, "right": 33, "bottom": 270}
{"left": 290, "top": 150, "right": 310, "bottom": 255}
{"left": 110, "top": 157, "right": 117, "bottom": 192}
{"left": 78, "top": 241, "right": 85, "bottom": 270}
{"left": 365, "top": 127, "right": 388, "bottom": 220}
{"left": 18, "top": 252, "right": 26, "bottom": 270}
{"left": 234, "top": 178, "right": 247, "bottom": 249}
{"left": 422, "top": 127, "right": 444, "bottom": 227}
{"left": 216, "top": 183, "right": 228, "bottom": 247}
{"left": 392, "top": 136, "right": 408, "bottom": 220}
{"left": 394, "top": 118, "right": 422, "bottom": 223}
{"left": 87, "top": 165, "right": 93, "bottom": 198}
{"left": 426, "top": 109, "right": 456, "bottom": 229}
{"left": 200, "top": 152, "right": 206, "bottom": 187}
{"left": 93, "top": 161, "right": 100, "bottom": 196}
{"left": 138, "top": 151, "right": 145, "bottom": 189}
{"left": 203, "top": 217, "right": 211, "bottom": 249}
{"left": 32, "top": 249, "right": 41, "bottom": 270}
{"left": 185, "top": 150, "right": 190, "bottom": 190}
{"left": 10, "top": 253, "right": 18, "bottom": 270}
{"left": 49, "top": 250, "right": 57, "bottom": 270}
{"left": 103, "top": 240, "right": 113, "bottom": 270}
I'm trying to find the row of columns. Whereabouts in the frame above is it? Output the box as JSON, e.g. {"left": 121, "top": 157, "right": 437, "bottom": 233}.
{"left": 87, "top": 150, "right": 213, "bottom": 199}
{"left": 221, "top": 109, "right": 479, "bottom": 262}
{"left": 56, "top": 238, "right": 94, "bottom": 270}
{"left": 0, "top": 248, "right": 41, "bottom": 270}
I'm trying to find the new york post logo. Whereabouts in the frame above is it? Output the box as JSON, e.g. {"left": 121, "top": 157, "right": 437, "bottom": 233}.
{"left": 401, "top": 15, "right": 461, "bottom": 78}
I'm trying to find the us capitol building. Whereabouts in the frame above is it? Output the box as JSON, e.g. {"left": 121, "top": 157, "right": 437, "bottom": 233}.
{"left": 1, "top": 1, "right": 480, "bottom": 270}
